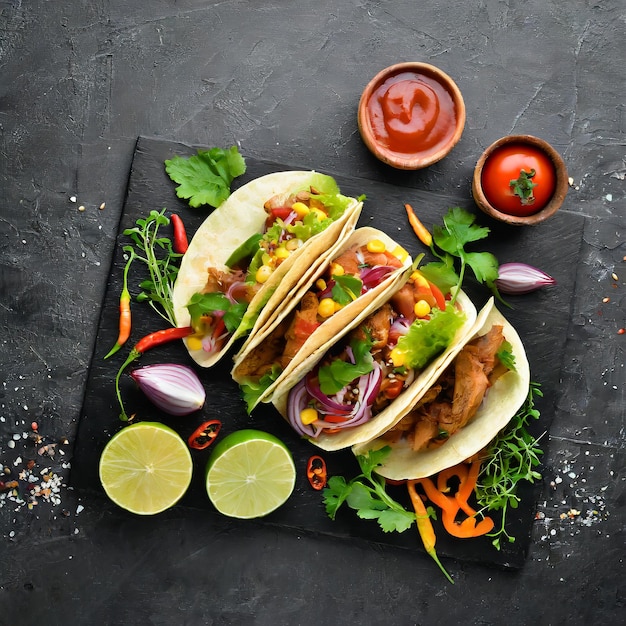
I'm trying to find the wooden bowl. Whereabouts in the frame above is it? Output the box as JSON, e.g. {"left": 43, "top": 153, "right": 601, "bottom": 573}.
{"left": 358, "top": 62, "right": 466, "bottom": 170}
{"left": 472, "top": 135, "right": 569, "bottom": 226}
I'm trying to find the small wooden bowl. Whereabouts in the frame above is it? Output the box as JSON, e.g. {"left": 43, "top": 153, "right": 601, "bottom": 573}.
{"left": 472, "top": 135, "right": 569, "bottom": 226}
{"left": 358, "top": 62, "right": 466, "bottom": 170}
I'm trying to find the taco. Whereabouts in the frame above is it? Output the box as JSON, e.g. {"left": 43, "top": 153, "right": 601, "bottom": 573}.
{"left": 271, "top": 272, "right": 478, "bottom": 451}
{"left": 172, "top": 171, "right": 363, "bottom": 367}
{"left": 231, "top": 227, "right": 414, "bottom": 412}
{"left": 352, "top": 299, "right": 530, "bottom": 480}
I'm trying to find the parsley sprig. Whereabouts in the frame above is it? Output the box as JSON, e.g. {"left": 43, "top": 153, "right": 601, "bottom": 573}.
{"left": 475, "top": 382, "right": 545, "bottom": 549}
{"left": 165, "top": 146, "right": 246, "bottom": 209}
{"left": 418, "top": 207, "right": 500, "bottom": 304}
{"left": 123, "top": 209, "right": 181, "bottom": 326}
{"left": 323, "top": 447, "right": 416, "bottom": 533}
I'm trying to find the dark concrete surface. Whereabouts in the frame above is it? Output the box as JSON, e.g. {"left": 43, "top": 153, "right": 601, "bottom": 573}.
{"left": 0, "top": 1, "right": 624, "bottom": 625}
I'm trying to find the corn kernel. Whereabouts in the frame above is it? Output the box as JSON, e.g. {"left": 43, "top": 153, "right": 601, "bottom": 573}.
{"left": 186, "top": 335, "right": 203, "bottom": 351}
{"left": 285, "top": 238, "right": 302, "bottom": 251}
{"left": 392, "top": 245, "right": 409, "bottom": 263}
{"left": 300, "top": 407, "right": 319, "bottom": 425}
{"left": 410, "top": 270, "right": 430, "bottom": 289}
{"left": 274, "top": 246, "right": 290, "bottom": 260}
{"left": 389, "top": 347, "right": 407, "bottom": 367}
{"left": 366, "top": 239, "right": 387, "bottom": 254}
{"left": 256, "top": 265, "right": 273, "bottom": 283}
{"left": 414, "top": 299, "right": 431, "bottom": 318}
{"left": 310, "top": 207, "right": 327, "bottom": 221}
{"left": 291, "top": 201, "right": 310, "bottom": 218}
{"left": 330, "top": 263, "right": 345, "bottom": 277}
{"left": 334, "top": 301, "right": 344, "bottom": 312}
{"left": 318, "top": 298, "right": 336, "bottom": 318}
{"left": 316, "top": 279, "right": 327, "bottom": 291}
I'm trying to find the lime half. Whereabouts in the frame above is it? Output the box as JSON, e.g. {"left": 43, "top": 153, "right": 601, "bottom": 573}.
{"left": 205, "top": 429, "right": 296, "bottom": 519}
{"left": 99, "top": 422, "right": 193, "bottom": 515}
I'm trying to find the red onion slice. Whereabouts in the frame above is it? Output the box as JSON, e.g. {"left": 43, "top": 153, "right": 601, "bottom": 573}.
{"left": 360, "top": 265, "right": 393, "bottom": 290}
{"left": 287, "top": 363, "right": 383, "bottom": 437}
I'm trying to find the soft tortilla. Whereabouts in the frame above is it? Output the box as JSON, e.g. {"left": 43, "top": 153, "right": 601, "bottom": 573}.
{"left": 271, "top": 289, "right": 478, "bottom": 451}
{"left": 352, "top": 299, "right": 531, "bottom": 479}
{"left": 172, "top": 171, "right": 362, "bottom": 367}
{"left": 231, "top": 226, "right": 414, "bottom": 409}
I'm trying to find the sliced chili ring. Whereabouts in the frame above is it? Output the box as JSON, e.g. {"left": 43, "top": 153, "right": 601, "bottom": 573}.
{"left": 306, "top": 455, "right": 328, "bottom": 491}
{"left": 188, "top": 419, "right": 221, "bottom": 450}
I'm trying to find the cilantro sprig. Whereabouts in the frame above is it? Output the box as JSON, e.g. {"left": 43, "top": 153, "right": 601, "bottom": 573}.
{"left": 323, "top": 447, "right": 416, "bottom": 533}
{"left": 418, "top": 207, "right": 500, "bottom": 304}
{"left": 165, "top": 146, "right": 246, "bottom": 209}
{"left": 186, "top": 292, "right": 248, "bottom": 333}
{"left": 475, "top": 382, "right": 544, "bottom": 549}
{"left": 317, "top": 336, "right": 375, "bottom": 395}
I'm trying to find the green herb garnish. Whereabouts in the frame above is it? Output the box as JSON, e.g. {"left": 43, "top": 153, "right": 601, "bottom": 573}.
{"left": 418, "top": 207, "right": 500, "bottom": 304}
{"left": 122, "top": 209, "right": 181, "bottom": 326}
{"left": 186, "top": 292, "right": 247, "bottom": 334}
{"left": 331, "top": 274, "right": 363, "bottom": 305}
{"left": 165, "top": 146, "right": 246, "bottom": 209}
{"left": 323, "top": 447, "right": 416, "bottom": 533}
{"left": 317, "top": 336, "right": 375, "bottom": 395}
{"left": 475, "top": 382, "right": 544, "bottom": 549}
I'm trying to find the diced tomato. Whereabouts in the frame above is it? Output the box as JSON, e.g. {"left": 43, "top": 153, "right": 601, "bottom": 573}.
{"left": 427, "top": 280, "right": 447, "bottom": 311}
{"left": 293, "top": 317, "right": 321, "bottom": 340}
{"left": 267, "top": 207, "right": 294, "bottom": 224}
{"left": 382, "top": 379, "right": 404, "bottom": 399}
{"left": 324, "top": 414, "right": 350, "bottom": 423}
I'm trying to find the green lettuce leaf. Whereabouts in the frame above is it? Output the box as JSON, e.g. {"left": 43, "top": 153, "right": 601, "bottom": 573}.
{"left": 395, "top": 304, "right": 466, "bottom": 370}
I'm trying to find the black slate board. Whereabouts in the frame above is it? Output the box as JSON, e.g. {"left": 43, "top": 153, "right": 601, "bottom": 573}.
{"left": 72, "top": 136, "right": 585, "bottom": 569}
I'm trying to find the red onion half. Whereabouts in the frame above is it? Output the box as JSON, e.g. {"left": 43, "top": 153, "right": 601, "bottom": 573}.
{"left": 130, "top": 364, "right": 206, "bottom": 416}
{"left": 495, "top": 262, "right": 556, "bottom": 295}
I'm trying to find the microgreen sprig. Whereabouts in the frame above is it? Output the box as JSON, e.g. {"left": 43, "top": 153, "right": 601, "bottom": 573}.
{"left": 123, "top": 209, "right": 182, "bottom": 326}
{"left": 475, "top": 382, "right": 545, "bottom": 550}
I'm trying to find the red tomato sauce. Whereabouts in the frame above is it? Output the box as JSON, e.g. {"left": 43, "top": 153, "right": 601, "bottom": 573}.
{"left": 366, "top": 71, "right": 458, "bottom": 156}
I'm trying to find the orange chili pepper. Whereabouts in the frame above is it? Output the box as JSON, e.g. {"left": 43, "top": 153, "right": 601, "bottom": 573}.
{"left": 404, "top": 203, "right": 433, "bottom": 247}
{"left": 407, "top": 480, "right": 454, "bottom": 584}
{"left": 419, "top": 461, "right": 494, "bottom": 539}
{"left": 104, "top": 251, "right": 135, "bottom": 359}
{"left": 306, "top": 455, "right": 328, "bottom": 490}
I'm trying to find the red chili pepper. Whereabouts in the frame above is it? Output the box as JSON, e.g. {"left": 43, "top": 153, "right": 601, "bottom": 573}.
{"left": 114, "top": 326, "right": 194, "bottom": 421}
{"left": 134, "top": 326, "right": 194, "bottom": 353}
{"left": 188, "top": 420, "right": 221, "bottom": 450}
{"left": 104, "top": 250, "right": 135, "bottom": 359}
{"left": 306, "top": 455, "right": 328, "bottom": 490}
{"left": 170, "top": 213, "right": 189, "bottom": 254}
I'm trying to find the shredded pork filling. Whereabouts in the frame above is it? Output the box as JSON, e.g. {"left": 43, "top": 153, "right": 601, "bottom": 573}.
{"left": 382, "top": 325, "right": 508, "bottom": 451}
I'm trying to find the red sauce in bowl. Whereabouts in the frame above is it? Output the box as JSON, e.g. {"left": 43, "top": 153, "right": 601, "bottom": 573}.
{"left": 365, "top": 70, "right": 458, "bottom": 157}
